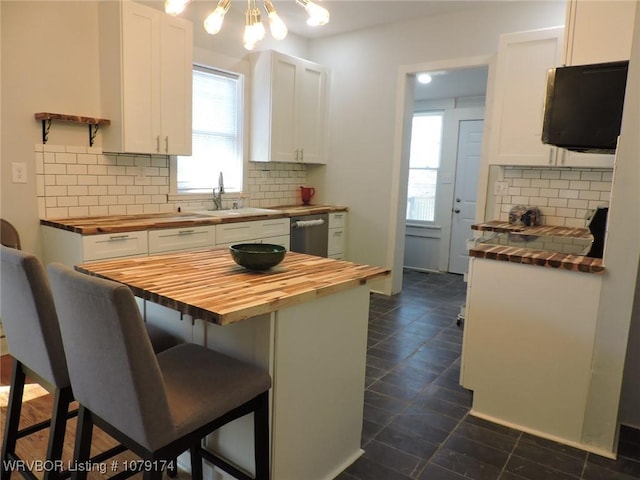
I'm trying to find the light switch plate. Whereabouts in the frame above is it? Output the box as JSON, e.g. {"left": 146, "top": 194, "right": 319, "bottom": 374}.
{"left": 493, "top": 181, "right": 508, "bottom": 195}
{"left": 11, "top": 162, "right": 27, "bottom": 183}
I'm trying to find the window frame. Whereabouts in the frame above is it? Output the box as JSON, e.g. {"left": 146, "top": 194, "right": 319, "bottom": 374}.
{"left": 168, "top": 64, "right": 244, "bottom": 200}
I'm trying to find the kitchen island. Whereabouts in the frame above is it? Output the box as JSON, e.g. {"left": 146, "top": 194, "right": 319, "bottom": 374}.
{"left": 77, "top": 248, "right": 390, "bottom": 480}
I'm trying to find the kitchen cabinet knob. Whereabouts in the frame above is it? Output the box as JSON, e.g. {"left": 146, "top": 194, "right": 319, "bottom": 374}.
{"left": 165, "top": 136, "right": 169, "bottom": 153}
{"left": 456, "top": 198, "right": 461, "bottom": 203}
{"left": 156, "top": 136, "right": 160, "bottom": 153}
{"left": 454, "top": 209, "right": 461, "bottom": 214}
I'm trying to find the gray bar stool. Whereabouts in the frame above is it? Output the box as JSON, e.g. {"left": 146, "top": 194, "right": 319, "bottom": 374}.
{"left": 1, "top": 219, "right": 21, "bottom": 250}
{"left": 48, "top": 263, "right": 272, "bottom": 480}
{"left": 0, "top": 246, "right": 181, "bottom": 480}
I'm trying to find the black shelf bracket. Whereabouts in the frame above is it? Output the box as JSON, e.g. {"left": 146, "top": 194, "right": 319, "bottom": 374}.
{"left": 41, "top": 119, "right": 52, "bottom": 144}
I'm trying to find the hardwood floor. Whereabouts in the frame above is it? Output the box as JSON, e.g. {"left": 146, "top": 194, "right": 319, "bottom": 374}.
{"left": 0, "top": 354, "right": 163, "bottom": 480}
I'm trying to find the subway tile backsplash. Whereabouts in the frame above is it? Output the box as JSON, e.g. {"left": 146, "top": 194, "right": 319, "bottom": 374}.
{"left": 494, "top": 167, "right": 612, "bottom": 228}
{"left": 35, "top": 144, "right": 308, "bottom": 218}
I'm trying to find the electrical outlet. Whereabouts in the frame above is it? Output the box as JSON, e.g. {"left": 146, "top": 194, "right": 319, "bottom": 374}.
{"left": 493, "top": 181, "right": 508, "bottom": 195}
{"left": 11, "top": 162, "right": 27, "bottom": 183}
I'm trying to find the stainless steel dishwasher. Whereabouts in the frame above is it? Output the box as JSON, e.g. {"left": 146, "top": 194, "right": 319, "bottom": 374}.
{"left": 290, "top": 213, "right": 329, "bottom": 257}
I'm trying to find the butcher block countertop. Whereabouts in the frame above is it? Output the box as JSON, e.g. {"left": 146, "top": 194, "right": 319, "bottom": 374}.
{"left": 77, "top": 249, "right": 389, "bottom": 326}
{"left": 40, "top": 205, "right": 348, "bottom": 235}
{"left": 470, "top": 221, "right": 604, "bottom": 274}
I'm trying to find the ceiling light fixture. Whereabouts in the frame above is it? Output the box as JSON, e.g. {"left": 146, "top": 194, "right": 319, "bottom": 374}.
{"left": 165, "top": 0, "right": 329, "bottom": 50}
{"left": 417, "top": 73, "right": 433, "bottom": 84}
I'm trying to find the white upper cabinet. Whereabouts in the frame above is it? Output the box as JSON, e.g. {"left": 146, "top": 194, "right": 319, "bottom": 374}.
{"left": 487, "top": 26, "right": 614, "bottom": 168}
{"left": 564, "top": 0, "right": 637, "bottom": 65}
{"left": 99, "top": 1, "right": 192, "bottom": 155}
{"left": 488, "top": 27, "right": 565, "bottom": 167}
{"left": 250, "top": 50, "right": 330, "bottom": 164}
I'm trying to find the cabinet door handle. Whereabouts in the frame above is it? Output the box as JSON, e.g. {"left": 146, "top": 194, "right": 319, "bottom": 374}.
{"left": 300, "top": 148, "right": 304, "bottom": 162}
{"left": 156, "top": 135, "right": 160, "bottom": 153}
{"left": 549, "top": 149, "right": 554, "bottom": 164}
{"left": 178, "top": 229, "right": 195, "bottom": 235}
{"left": 165, "top": 136, "right": 169, "bottom": 153}
{"left": 109, "top": 234, "right": 130, "bottom": 241}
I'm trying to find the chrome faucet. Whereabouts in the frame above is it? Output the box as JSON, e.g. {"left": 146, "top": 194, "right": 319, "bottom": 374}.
{"left": 212, "top": 172, "right": 224, "bottom": 210}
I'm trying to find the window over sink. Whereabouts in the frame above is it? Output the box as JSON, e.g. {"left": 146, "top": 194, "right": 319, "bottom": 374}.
{"left": 170, "top": 65, "right": 243, "bottom": 195}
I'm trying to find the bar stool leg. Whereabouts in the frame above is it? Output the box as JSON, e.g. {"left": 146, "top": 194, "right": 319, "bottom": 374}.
{"left": 43, "top": 386, "right": 74, "bottom": 480}
{"left": 70, "top": 406, "right": 93, "bottom": 480}
{"left": 254, "top": 392, "right": 270, "bottom": 480}
{"left": 1, "top": 359, "right": 27, "bottom": 480}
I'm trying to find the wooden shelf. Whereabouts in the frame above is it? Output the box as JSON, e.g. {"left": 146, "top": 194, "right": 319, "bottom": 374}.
{"left": 34, "top": 112, "right": 110, "bottom": 147}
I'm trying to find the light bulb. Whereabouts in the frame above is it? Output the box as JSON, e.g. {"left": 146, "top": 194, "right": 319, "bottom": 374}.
{"left": 296, "top": 0, "right": 329, "bottom": 26}
{"left": 204, "top": 0, "right": 231, "bottom": 35}
{"left": 263, "top": 0, "right": 288, "bottom": 40}
{"left": 164, "top": 0, "right": 190, "bottom": 16}
{"left": 243, "top": 7, "right": 265, "bottom": 50}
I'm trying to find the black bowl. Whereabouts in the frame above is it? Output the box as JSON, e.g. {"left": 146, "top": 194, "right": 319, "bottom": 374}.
{"left": 229, "top": 243, "right": 286, "bottom": 271}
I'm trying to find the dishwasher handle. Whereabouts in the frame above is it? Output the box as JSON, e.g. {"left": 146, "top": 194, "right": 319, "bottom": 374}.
{"left": 292, "top": 219, "right": 326, "bottom": 228}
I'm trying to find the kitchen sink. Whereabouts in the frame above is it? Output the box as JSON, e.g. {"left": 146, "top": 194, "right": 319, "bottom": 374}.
{"left": 186, "top": 207, "right": 282, "bottom": 217}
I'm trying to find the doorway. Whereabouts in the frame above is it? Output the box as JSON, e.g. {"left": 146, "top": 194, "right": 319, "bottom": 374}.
{"left": 402, "top": 65, "right": 488, "bottom": 275}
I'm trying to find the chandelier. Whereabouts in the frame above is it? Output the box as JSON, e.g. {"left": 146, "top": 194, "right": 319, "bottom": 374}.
{"left": 164, "top": 0, "right": 330, "bottom": 50}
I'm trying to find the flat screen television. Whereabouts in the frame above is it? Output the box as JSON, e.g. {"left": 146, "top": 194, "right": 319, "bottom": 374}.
{"left": 542, "top": 60, "right": 629, "bottom": 153}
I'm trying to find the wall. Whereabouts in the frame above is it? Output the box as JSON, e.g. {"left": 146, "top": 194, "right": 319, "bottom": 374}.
{"left": 0, "top": 1, "right": 311, "bottom": 254}
{"left": 1, "top": 1, "right": 567, "bottom": 263}
{"left": 494, "top": 166, "right": 612, "bottom": 227}
{"left": 308, "top": 1, "right": 567, "bottom": 293}
{"left": 1, "top": 1, "right": 102, "bottom": 255}
{"left": 591, "top": 1, "right": 640, "bottom": 446}
{"left": 35, "top": 144, "right": 306, "bottom": 219}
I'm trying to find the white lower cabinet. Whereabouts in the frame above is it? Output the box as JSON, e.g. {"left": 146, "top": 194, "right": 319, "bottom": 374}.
{"left": 42, "top": 226, "right": 149, "bottom": 266}
{"left": 216, "top": 218, "right": 291, "bottom": 250}
{"left": 148, "top": 225, "right": 215, "bottom": 254}
{"left": 328, "top": 212, "right": 347, "bottom": 259}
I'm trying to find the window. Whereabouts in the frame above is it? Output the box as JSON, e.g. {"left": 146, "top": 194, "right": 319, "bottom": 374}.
{"left": 406, "top": 111, "right": 443, "bottom": 223}
{"left": 174, "top": 66, "right": 243, "bottom": 194}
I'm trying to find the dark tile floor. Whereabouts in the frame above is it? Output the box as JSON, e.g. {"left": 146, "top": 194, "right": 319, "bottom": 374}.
{"left": 338, "top": 269, "right": 640, "bottom": 480}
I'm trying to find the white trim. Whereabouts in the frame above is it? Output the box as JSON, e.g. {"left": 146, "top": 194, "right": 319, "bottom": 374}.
{"left": 469, "top": 409, "right": 617, "bottom": 459}
{"left": 387, "top": 55, "right": 492, "bottom": 295}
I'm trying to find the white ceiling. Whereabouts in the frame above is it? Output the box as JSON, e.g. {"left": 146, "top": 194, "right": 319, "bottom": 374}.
{"left": 189, "top": 0, "right": 481, "bottom": 39}
{"left": 414, "top": 66, "right": 489, "bottom": 101}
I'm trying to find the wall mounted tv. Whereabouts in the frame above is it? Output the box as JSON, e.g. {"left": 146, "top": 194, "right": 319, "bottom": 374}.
{"left": 542, "top": 60, "right": 628, "bottom": 153}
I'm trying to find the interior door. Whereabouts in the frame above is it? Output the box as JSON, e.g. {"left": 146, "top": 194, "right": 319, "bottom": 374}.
{"left": 449, "top": 119, "right": 484, "bottom": 274}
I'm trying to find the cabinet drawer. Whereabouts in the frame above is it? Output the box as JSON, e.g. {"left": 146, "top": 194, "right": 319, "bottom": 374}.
{"left": 82, "top": 231, "right": 148, "bottom": 261}
{"left": 148, "top": 225, "right": 215, "bottom": 254}
{"left": 328, "top": 229, "right": 345, "bottom": 256}
{"left": 254, "top": 218, "right": 290, "bottom": 238}
{"left": 216, "top": 222, "right": 256, "bottom": 245}
{"left": 255, "top": 234, "right": 290, "bottom": 250}
{"left": 218, "top": 234, "right": 291, "bottom": 250}
{"left": 329, "top": 212, "right": 347, "bottom": 229}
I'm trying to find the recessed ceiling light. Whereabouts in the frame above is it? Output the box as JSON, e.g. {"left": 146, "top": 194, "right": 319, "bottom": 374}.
{"left": 417, "top": 73, "right": 432, "bottom": 84}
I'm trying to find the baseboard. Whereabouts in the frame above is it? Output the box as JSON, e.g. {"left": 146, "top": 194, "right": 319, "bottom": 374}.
{"left": 469, "top": 409, "right": 617, "bottom": 459}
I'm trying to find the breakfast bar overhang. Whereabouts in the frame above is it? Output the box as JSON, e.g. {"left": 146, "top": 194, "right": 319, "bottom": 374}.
{"left": 76, "top": 249, "right": 390, "bottom": 480}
